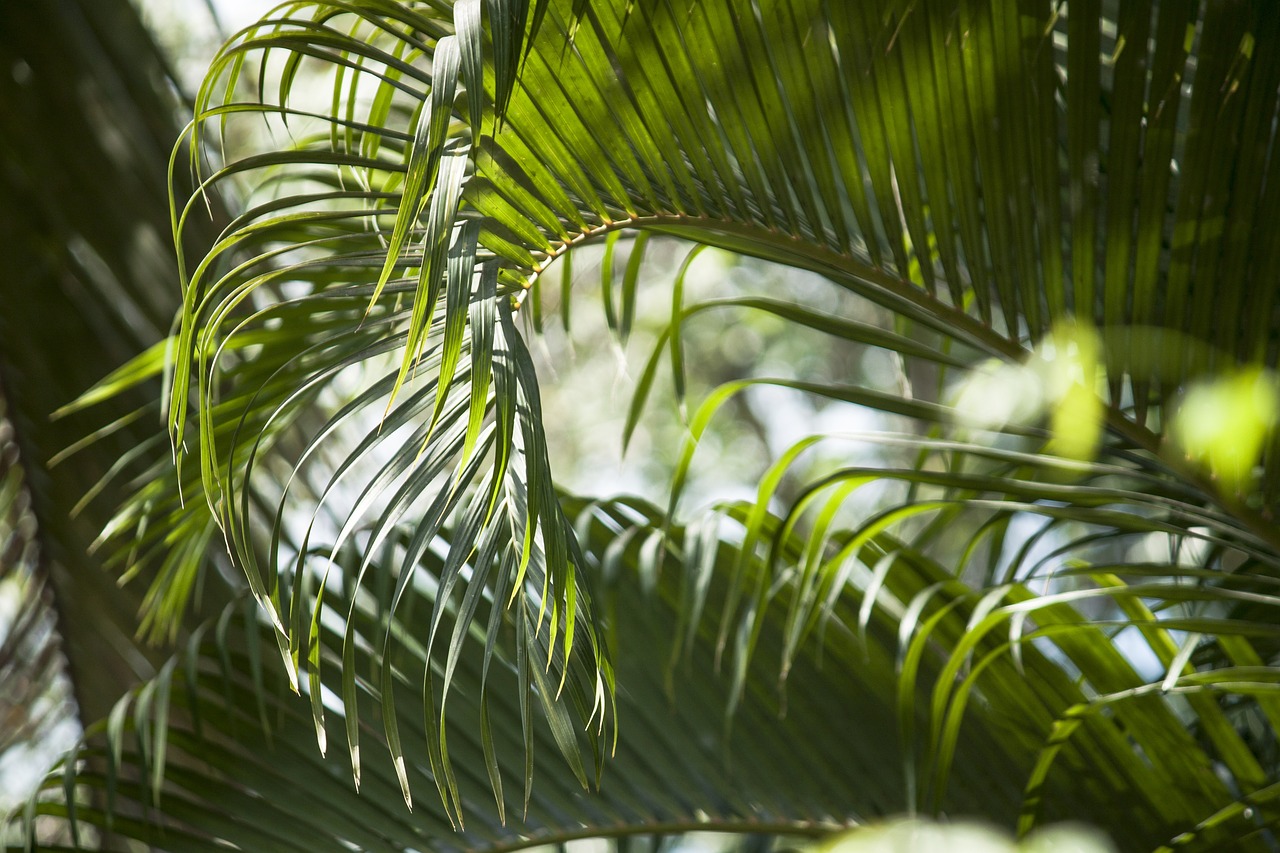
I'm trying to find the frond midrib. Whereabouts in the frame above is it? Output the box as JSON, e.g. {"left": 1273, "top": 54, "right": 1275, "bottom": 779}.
{"left": 520, "top": 211, "right": 1024, "bottom": 361}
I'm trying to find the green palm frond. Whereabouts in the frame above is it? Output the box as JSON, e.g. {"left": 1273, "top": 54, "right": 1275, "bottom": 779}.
{"left": 13, "top": 504, "right": 867, "bottom": 851}
{"left": 19, "top": 493, "right": 1278, "bottom": 850}
{"left": 25, "top": 0, "right": 1280, "bottom": 848}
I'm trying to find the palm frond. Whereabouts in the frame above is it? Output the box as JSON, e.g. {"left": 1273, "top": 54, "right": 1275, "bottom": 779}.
{"left": 21, "top": 492, "right": 1280, "bottom": 850}
{"left": 59, "top": 0, "right": 1280, "bottom": 845}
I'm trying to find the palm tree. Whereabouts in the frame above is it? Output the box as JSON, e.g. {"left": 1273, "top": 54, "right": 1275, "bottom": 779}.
{"left": 7, "top": 0, "right": 1280, "bottom": 849}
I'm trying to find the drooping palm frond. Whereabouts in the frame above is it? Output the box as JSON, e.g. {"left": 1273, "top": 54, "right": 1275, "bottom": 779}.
{"left": 32, "top": 0, "right": 1280, "bottom": 847}
{"left": 118, "top": 0, "right": 622, "bottom": 800}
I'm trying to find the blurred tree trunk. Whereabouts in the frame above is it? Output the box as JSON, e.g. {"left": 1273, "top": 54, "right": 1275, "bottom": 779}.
{"left": 0, "top": 0, "right": 222, "bottom": 731}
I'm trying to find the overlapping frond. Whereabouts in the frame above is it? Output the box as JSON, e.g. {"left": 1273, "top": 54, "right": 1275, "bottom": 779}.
{"left": 11, "top": 504, "right": 859, "bottom": 851}
{"left": 20, "top": 493, "right": 1280, "bottom": 850}
{"left": 50, "top": 0, "right": 1280, "bottom": 847}
{"left": 91, "top": 0, "right": 621, "bottom": 802}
